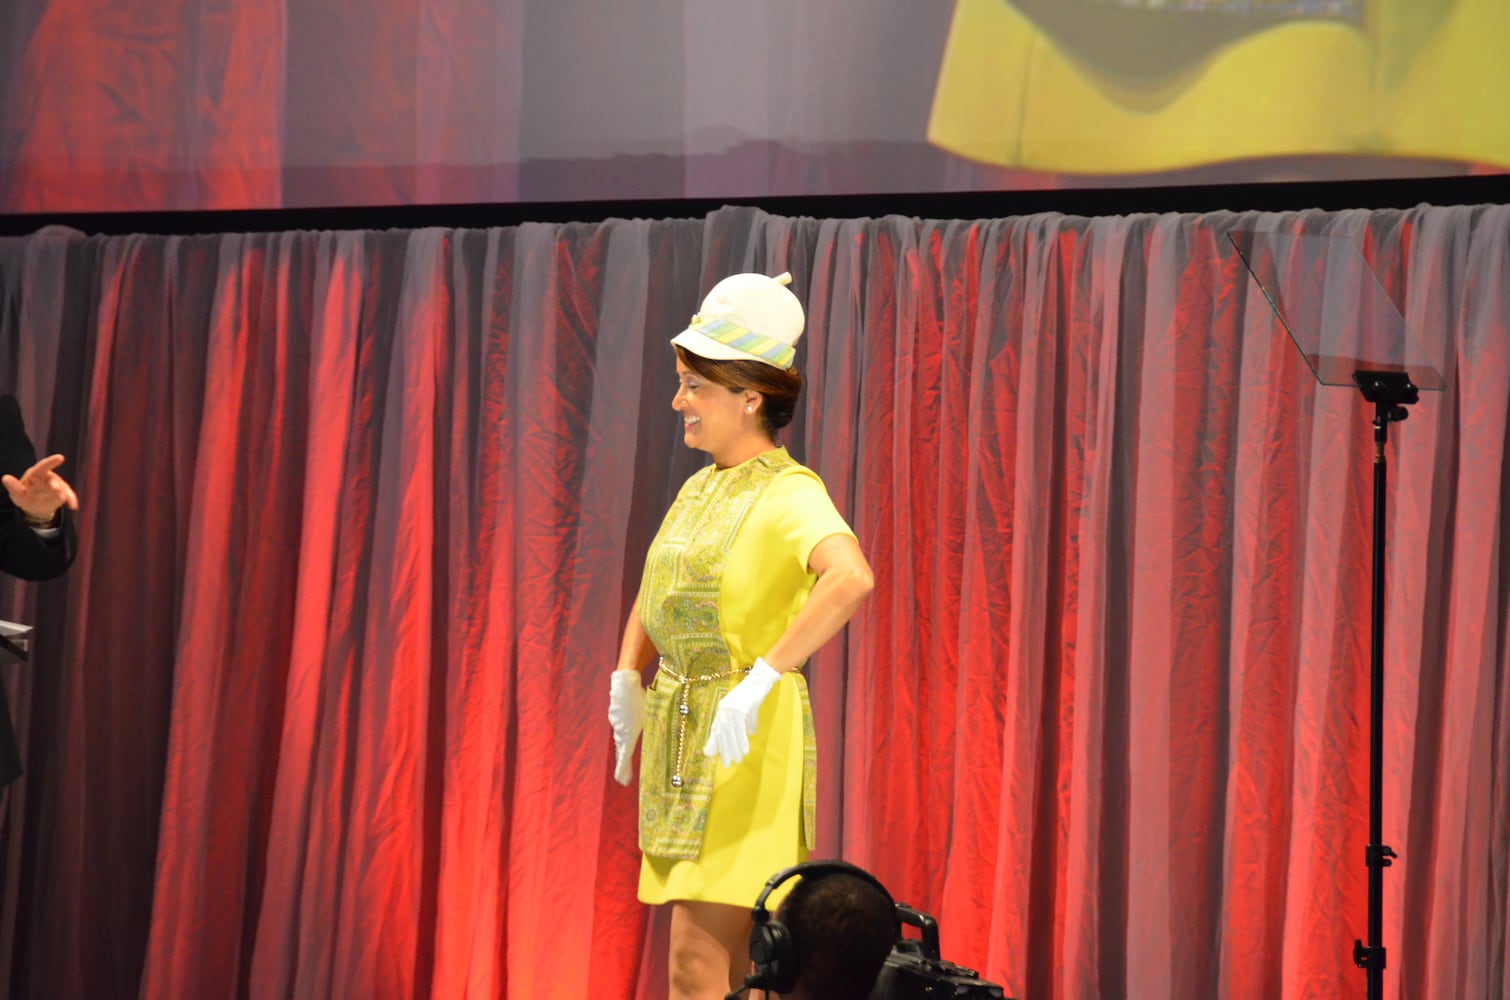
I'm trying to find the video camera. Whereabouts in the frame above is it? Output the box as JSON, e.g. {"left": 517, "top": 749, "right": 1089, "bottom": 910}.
{"left": 869, "top": 903, "right": 1012, "bottom": 999}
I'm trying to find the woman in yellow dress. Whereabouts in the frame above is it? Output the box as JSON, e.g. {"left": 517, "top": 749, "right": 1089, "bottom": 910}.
{"left": 607, "top": 271, "right": 875, "bottom": 999}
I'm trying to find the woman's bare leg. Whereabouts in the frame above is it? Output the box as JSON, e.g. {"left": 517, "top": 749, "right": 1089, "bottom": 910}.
{"left": 667, "top": 900, "right": 754, "bottom": 999}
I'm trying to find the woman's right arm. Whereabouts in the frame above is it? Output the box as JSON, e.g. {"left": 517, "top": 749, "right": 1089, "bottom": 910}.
{"left": 615, "top": 596, "right": 659, "bottom": 674}
{"left": 609, "top": 595, "right": 657, "bottom": 785}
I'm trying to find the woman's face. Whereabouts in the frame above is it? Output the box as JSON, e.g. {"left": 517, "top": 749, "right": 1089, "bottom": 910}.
{"left": 673, "top": 358, "right": 760, "bottom": 467}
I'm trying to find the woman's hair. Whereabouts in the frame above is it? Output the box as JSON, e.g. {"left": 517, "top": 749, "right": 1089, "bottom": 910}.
{"left": 675, "top": 345, "right": 803, "bottom": 439}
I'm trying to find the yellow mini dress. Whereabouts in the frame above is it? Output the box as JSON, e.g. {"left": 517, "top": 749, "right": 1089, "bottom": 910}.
{"left": 635, "top": 447, "right": 854, "bottom": 907}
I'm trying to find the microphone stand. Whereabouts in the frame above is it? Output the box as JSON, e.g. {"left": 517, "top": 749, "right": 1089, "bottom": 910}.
{"left": 1349, "top": 370, "right": 1416, "bottom": 1000}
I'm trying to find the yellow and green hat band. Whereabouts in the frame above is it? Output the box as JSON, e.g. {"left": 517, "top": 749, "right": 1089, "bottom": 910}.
{"left": 690, "top": 318, "right": 796, "bottom": 369}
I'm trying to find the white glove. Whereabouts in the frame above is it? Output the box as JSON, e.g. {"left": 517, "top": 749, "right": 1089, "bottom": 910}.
{"left": 702, "top": 658, "right": 782, "bottom": 767}
{"left": 608, "top": 670, "right": 646, "bottom": 786}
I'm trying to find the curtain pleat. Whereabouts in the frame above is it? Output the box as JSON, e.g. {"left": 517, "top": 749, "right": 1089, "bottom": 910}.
{"left": 0, "top": 203, "right": 1506, "bottom": 999}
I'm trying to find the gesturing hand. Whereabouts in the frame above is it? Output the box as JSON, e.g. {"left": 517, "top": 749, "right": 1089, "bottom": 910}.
{"left": 702, "top": 659, "right": 781, "bottom": 768}
{"left": 2, "top": 453, "right": 79, "bottom": 524}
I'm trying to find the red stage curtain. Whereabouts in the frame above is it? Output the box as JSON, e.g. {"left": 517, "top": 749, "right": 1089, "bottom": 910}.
{"left": 0, "top": 0, "right": 525, "bottom": 211}
{"left": 0, "top": 204, "right": 1507, "bottom": 999}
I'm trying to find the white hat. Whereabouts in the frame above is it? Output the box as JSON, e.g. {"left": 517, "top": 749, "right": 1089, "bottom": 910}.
{"left": 670, "top": 271, "right": 805, "bottom": 370}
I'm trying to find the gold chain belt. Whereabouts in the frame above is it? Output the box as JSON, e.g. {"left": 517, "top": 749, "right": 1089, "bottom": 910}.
{"left": 657, "top": 658, "right": 748, "bottom": 787}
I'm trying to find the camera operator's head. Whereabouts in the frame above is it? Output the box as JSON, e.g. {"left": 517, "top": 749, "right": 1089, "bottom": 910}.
{"left": 742, "top": 860, "right": 897, "bottom": 1000}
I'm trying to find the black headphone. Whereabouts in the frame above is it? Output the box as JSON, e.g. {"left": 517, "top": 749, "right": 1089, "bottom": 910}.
{"left": 737, "top": 859, "right": 897, "bottom": 997}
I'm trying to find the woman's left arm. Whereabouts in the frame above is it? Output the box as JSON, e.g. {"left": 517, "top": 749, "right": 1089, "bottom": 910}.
{"left": 702, "top": 533, "right": 874, "bottom": 766}
{"left": 760, "top": 534, "right": 874, "bottom": 674}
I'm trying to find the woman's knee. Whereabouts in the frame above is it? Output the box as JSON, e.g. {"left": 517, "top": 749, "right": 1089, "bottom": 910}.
{"left": 667, "top": 934, "right": 732, "bottom": 997}
{"left": 667, "top": 901, "right": 750, "bottom": 998}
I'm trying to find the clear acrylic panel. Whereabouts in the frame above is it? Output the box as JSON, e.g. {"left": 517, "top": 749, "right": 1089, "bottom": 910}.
{"left": 1228, "top": 230, "right": 1444, "bottom": 391}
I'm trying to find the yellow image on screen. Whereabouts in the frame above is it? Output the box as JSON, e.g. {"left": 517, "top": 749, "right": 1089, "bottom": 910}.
{"left": 928, "top": 0, "right": 1510, "bottom": 174}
